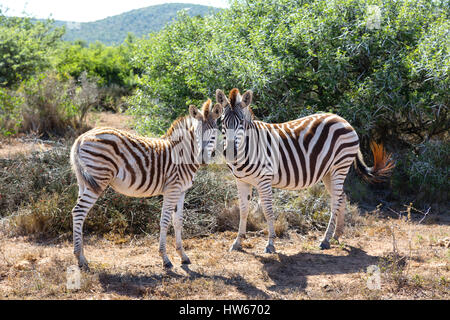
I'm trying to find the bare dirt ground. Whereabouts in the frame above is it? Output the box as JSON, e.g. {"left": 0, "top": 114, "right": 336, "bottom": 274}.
{"left": 0, "top": 137, "right": 54, "bottom": 158}
{"left": 0, "top": 215, "right": 449, "bottom": 300}
{"left": 0, "top": 111, "right": 448, "bottom": 300}
{"left": 86, "top": 111, "right": 135, "bottom": 132}
{"left": 0, "top": 111, "right": 135, "bottom": 158}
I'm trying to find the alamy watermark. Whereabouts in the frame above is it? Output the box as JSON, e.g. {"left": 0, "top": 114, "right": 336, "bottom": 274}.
{"left": 66, "top": 265, "right": 81, "bottom": 290}
{"left": 366, "top": 265, "right": 381, "bottom": 290}
{"left": 366, "top": 5, "right": 381, "bottom": 30}
{"left": 168, "top": 126, "right": 281, "bottom": 174}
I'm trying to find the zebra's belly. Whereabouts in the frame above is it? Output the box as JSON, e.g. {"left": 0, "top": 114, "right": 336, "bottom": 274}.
{"left": 233, "top": 168, "right": 326, "bottom": 191}
{"left": 109, "top": 173, "right": 163, "bottom": 198}
{"left": 270, "top": 175, "right": 320, "bottom": 190}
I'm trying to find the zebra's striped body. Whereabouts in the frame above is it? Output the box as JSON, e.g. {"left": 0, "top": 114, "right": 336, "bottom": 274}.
{"left": 217, "top": 89, "right": 394, "bottom": 252}
{"left": 70, "top": 100, "right": 223, "bottom": 269}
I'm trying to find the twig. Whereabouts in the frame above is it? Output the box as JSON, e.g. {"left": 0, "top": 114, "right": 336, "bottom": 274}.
{"left": 0, "top": 244, "right": 12, "bottom": 266}
{"left": 415, "top": 207, "right": 431, "bottom": 224}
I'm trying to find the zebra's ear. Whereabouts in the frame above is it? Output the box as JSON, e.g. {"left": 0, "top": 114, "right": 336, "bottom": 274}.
{"left": 240, "top": 90, "right": 253, "bottom": 108}
{"left": 216, "top": 89, "right": 229, "bottom": 107}
{"left": 210, "top": 103, "right": 223, "bottom": 121}
{"left": 189, "top": 105, "right": 203, "bottom": 121}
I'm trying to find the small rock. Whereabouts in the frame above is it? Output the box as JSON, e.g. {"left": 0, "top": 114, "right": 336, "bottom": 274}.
{"left": 37, "top": 257, "right": 52, "bottom": 266}
{"left": 15, "top": 260, "right": 31, "bottom": 270}
{"left": 321, "top": 282, "right": 333, "bottom": 292}
{"left": 437, "top": 238, "right": 450, "bottom": 248}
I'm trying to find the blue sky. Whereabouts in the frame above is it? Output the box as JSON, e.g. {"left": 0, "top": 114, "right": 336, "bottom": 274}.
{"left": 0, "top": 0, "right": 229, "bottom": 22}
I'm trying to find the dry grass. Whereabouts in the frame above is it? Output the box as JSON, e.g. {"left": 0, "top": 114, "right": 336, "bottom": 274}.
{"left": 0, "top": 213, "right": 448, "bottom": 300}
{"left": 0, "top": 112, "right": 448, "bottom": 300}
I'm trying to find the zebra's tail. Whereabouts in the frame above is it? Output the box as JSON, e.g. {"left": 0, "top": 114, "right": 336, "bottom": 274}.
{"left": 354, "top": 141, "right": 395, "bottom": 184}
{"left": 70, "top": 137, "right": 101, "bottom": 193}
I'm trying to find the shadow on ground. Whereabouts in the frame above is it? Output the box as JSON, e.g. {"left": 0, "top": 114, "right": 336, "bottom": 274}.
{"left": 251, "top": 246, "right": 380, "bottom": 293}
{"left": 97, "top": 245, "right": 379, "bottom": 298}
{"left": 97, "top": 264, "right": 271, "bottom": 298}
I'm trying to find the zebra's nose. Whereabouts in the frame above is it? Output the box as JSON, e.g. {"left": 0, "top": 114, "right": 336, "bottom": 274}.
{"left": 211, "top": 150, "right": 216, "bottom": 158}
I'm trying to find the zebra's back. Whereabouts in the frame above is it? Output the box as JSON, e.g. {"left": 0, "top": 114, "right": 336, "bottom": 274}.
{"left": 240, "top": 113, "right": 359, "bottom": 190}
{"left": 72, "top": 127, "right": 170, "bottom": 197}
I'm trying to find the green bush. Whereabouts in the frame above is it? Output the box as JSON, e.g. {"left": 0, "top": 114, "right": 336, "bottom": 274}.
{"left": 0, "top": 87, "right": 23, "bottom": 136}
{"left": 51, "top": 40, "right": 137, "bottom": 111}
{"left": 128, "top": 0, "right": 449, "bottom": 140}
{"left": 52, "top": 41, "right": 137, "bottom": 89}
{"left": 0, "top": 11, "right": 64, "bottom": 87}
{"left": 127, "top": 0, "right": 449, "bottom": 205}
{"left": 15, "top": 71, "right": 99, "bottom": 137}
{"left": 392, "top": 141, "right": 450, "bottom": 204}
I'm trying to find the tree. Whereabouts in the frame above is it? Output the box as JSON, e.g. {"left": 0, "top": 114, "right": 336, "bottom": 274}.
{"left": 0, "top": 10, "right": 64, "bottom": 87}
{"left": 129, "top": 0, "right": 449, "bottom": 146}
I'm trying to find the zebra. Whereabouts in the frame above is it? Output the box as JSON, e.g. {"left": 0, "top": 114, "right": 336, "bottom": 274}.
{"left": 70, "top": 99, "right": 223, "bottom": 270}
{"left": 216, "top": 88, "right": 394, "bottom": 253}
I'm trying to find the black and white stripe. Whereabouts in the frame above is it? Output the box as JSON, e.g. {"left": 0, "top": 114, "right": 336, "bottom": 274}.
{"left": 70, "top": 100, "right": 223, "bottom": 269}
{"left": 217, "top": 89, "right": 394, "bottom": 252}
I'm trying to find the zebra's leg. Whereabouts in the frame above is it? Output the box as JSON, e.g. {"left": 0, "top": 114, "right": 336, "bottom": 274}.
{"left": 72, "top": 185, "right": 101, "bottom": 271}
{"left": 256, "top": 179, "right": 276, "bottom": 254}
{"left": 332, "top": 192, "right": 347, "bottom": 241}
{"left": 172, "top": 191, "right": 190, "bottom": 264}
{"left": 230, "top": 180, "right": 252, "bottom": 252}
{"left": 159, "top": 191, "right": 178, "bottom": 269}
{"left": 320, "top": 170, "right": 347, "bottom": 249}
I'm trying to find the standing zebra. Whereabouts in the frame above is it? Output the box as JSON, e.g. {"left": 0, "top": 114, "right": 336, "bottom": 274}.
{"left": 70, "top": 99, "right": 223, "bottom": 269}
{"left": 216, "top": 88, "right": 394, "bottom": 253}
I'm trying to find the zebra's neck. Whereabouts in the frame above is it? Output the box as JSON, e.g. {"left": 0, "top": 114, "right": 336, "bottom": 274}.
{"left": 163, "top": 116, "right": 200, "bottom": 168}
{"left": 227, "top": 120, "right": 257, "bottom": 167}
{"left": 226, "top": 119, "right": 286, "bottom": 178}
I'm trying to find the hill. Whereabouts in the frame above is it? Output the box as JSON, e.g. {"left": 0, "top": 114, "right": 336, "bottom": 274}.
{"left": 53, "top": 3, "right": 220, "bottom": 45}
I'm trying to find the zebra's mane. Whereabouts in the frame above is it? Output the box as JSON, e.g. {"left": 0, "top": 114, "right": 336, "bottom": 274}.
{"left": 201, "top": 99, "right": 211, "bottom": 119}
{"left": 162, "top": 116, "right": 195, "bottom": 140}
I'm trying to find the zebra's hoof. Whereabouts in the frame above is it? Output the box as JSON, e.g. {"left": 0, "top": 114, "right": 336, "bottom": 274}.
{"left": 79, "top": 263, "right": 90, "bottom": 272}
{"left": 331, "top": 236, "right": 340, "bottom": 244}
{"left": 319, "top": 240, "right": 331, "bottom": 250}
{"left": 182, "top": 257, "right": 191, "bottom": 265}
{"left": 264, "top": 245, "right": 276, "bottom": 254}
{"left": 229, "top": 242, "right": 242, "bottom": 252}
{"left": 77, "top": 256, "right": 90, "bottom": 272}
{"left": 163, "top": 261, "right": 173, "bottom": 269}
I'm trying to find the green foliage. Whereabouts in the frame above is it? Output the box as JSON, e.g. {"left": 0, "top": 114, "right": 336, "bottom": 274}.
{"left": 0, "top": 88, "right": 23, "bottom": 136}
{"left": 128, "top": 0, "right": 449, "bottom": 205}
{"left": 0, "top": 11, "right": 64, "bottom": 87}
{"left": 57, "top": 3, "right": 220, "bottom": 45}
{"left": 392, "top": 141, "right": 450, "bottom": 204}
{"left": 16, "top": 71, "right": 99, "bottom": 137}
{"left": 50, "top": 40, "right": 137, "bottom": 112}
{"left": 129, "top": 0, "right": 449, "bottom": 141}
{"left": 52, "top": 41, "right": 136, "bottom": 88}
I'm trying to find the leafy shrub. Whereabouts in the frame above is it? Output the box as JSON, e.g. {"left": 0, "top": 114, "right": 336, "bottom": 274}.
{"left": 127, "top": 0, "right": 449, "bottom": 205}
{"left": 0, "top": 87, "right": 23, "bottom": 136}
{"left": 0, "top": 11, "right": 64, "bottom": 87}
{"left": 128, "top": 0, "right": 449, "bottom": 140}
{"left": 52, "top": 41, "right": 137, "bottom": 89}
{"left": 15, "top": 71, "right": 99, "bottom": 137}
{"left": 392, "top": 140, "right": 450, "bottom": 204}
